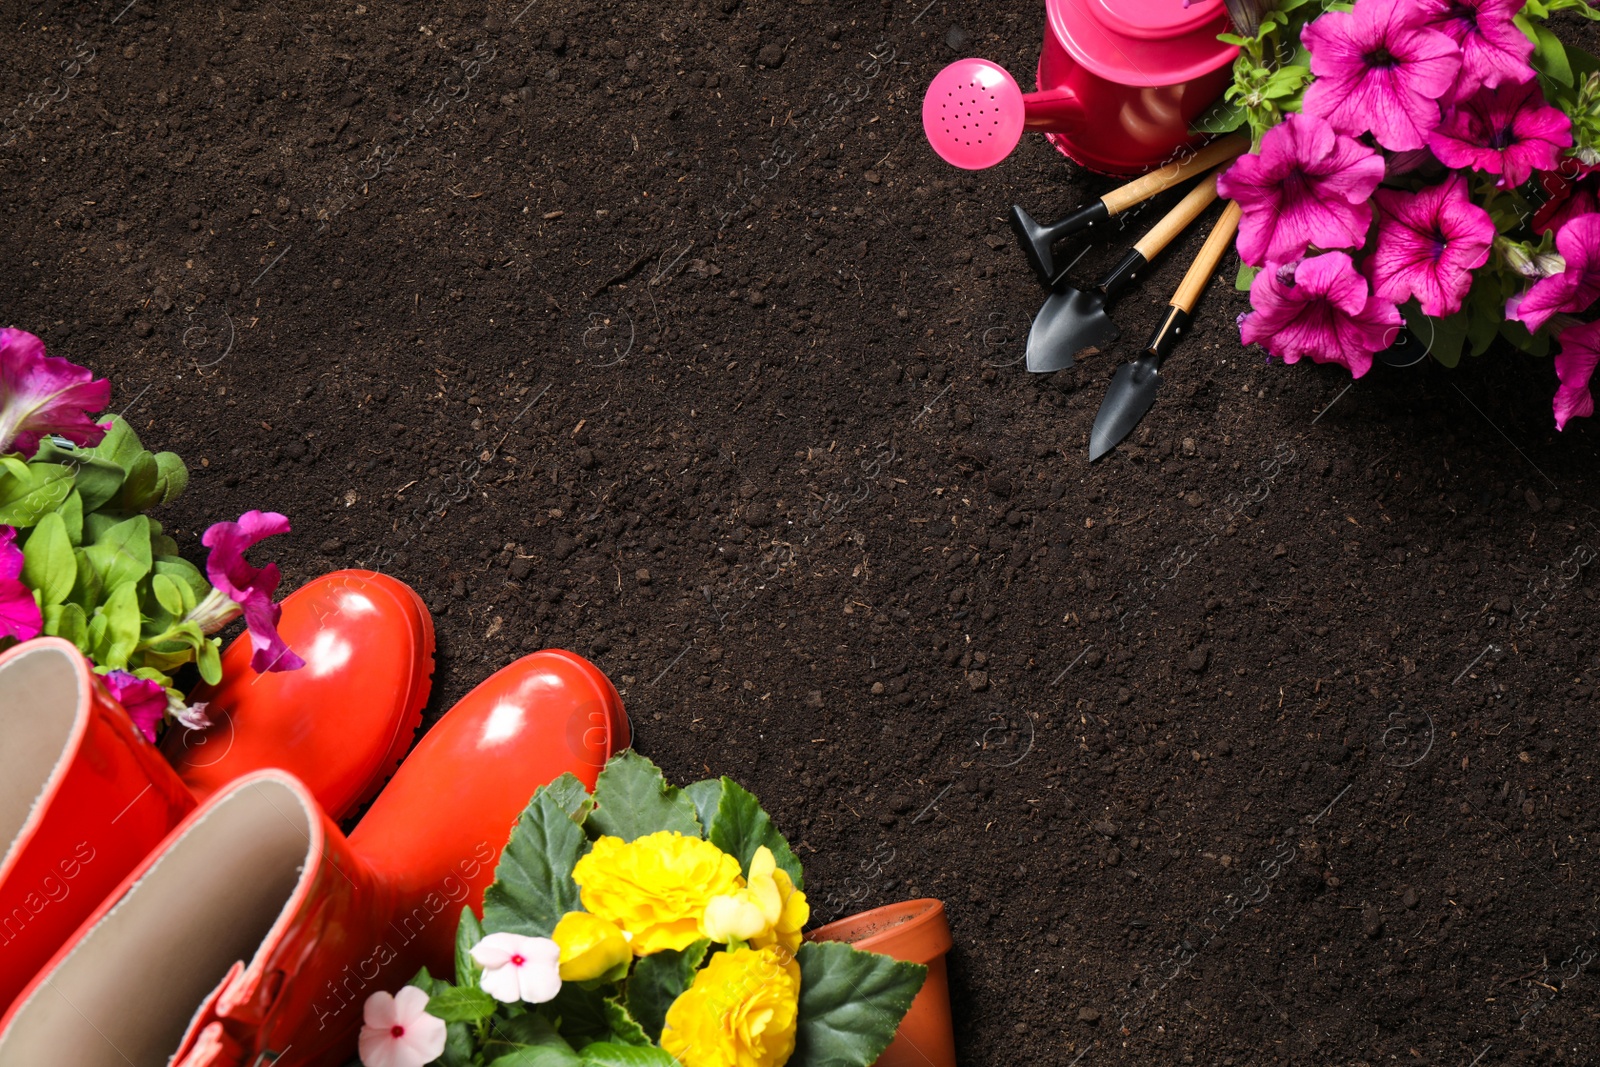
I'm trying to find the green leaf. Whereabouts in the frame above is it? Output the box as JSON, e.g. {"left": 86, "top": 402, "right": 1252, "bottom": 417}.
{"left": 1189, "top": 96, "right": 1249, "bottom": 136}
{"left": 486, "top": 1013, "right": 584, "bottom": 1067}
{"left": 425, "top": 983, "right": 499, "bottom": 1024}
{"left": 705, "top": 777, "right": 803, "bottom": 888}
{"left": 793, "top": 941, "right": 928, "bottom": 1067}
{"left": 602, "top": 999, "right": 650, "bottom": 1047}
{"left": 626, "top": 939, "right": 709, "bottom": 1041}
{"left": 0, "top": 463, "right": 74, "bottom": 527}
{"left": 113, "top": 452, "right": 160, "bottom": 513}
{"left": 1531, "top": 20, "right": 1573, "bottom": 86}
{"left": 542, "top": 983, "right": 611, "bottom": 1048}
{"left": 69, "top": 549, "right": 103, "bottom": 612}
{"left": 83, "top": 415, "right": 144, "bottom": 470}
{"left": 154, "top": 556, "right": 208, "bottom": 608}
{"left": 544, "top": 772, "right": 597, "bottom": 823}
{"left": 150, "top": 573, "right": 186, "bottom": 617}
{"left": 1236, "top": 263, "right": 1259, "bottom": 292}
{"left": 587, "top": 751, "right": 701, "bottom": 842}
{"left": 84, "top": 514, "right": 153, "bottom": 594}
{"left": 68, "top": 455, "right": 129, "bottom": 514}
{"left": 683, "top": 778, "right": 723, "bottom": 833}
{"left": 23, "top": 513, "right": 77, "bottom": 607}
{"left": 46, "top": 602, "right": 88, "bottom": 651}
{"left": 196, "top": 635, "right": 223, "bottom": 685}
{"left": 482, "top": 787, "right": 587, "bottom": 937}
{"left": 456, "top": 906, "right": 486, "bottom": 989}
{"left": 578, "top": 1044, "right": 679, "bottom": 1067}
{"left": 60, "top": 490, "right": 83, "bottom": 545}
{"left": 98, "top": 581, "right": 143, "bottom": 670}
{"left": 1401, "top": 300, "right": 1467, "bottom": 368}
{"left": 152, "top": 452, "right": 188, "bottom": 504}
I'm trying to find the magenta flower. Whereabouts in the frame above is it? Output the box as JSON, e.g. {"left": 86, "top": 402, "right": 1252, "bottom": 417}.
{"left": 1302, "top": 0, "right": 1462, "bottom": 151}
{"left": 0, "top": 526, "right": 42, "bottom": 643}
{"left": 103, "top": 670, "right": 168, "bottom": 743}
{"left": 1241, "top": 253, "right": 1404, "bottom": 378}
{"left": 1507, "top": 214, "right": 1600, "bottom": 333}
{"left": 1218, "top": 113, "right": 1386, "bottom": 268}
{"left": 1429, "top": 81, "right": 1572, "bottom": 188}
{"left": 1533, "top": 163, "right": 1600, "bottom": 236}
{"left": 201, "top": 511, "right": 305, "bottom": 673}
{"left": 1369, "top": 176, "right": 1496, "bottom": 316}
{"left": 1553, "top": 319, "right": 1600, "bottom": 431}
{"left": 0, "top": 329, "right": 111, "bottom": 458}
{"left": 1417, "top": 0, "right": 1535, "bottom": 98}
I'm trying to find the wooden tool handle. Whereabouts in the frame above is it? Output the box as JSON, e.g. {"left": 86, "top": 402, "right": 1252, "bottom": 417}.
{"left": 1131, "top": 167, "right": 1224, "bottom": 262}
{"left": 1101, "top": 133, "right": 1249, "bottom": 216}
{"left": 1172, "top": 200, "right": 1243, "bottom": 314}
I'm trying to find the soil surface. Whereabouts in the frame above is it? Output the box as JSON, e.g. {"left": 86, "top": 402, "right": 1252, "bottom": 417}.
{"left": 6, "top": 1, "right": 1600, "bottom": 1063}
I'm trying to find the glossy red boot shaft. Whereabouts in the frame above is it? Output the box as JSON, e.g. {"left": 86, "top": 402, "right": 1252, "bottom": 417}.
{"left": 0, "top": 638, "right": 194, "bottom": 1013}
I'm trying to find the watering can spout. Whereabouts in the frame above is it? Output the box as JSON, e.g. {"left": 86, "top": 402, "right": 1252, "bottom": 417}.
{"left": 922, "top": 58, "right": 1086, "bottom": 170}
{"left": 1020, "top": 85, "right": 1084, "bottom": 135}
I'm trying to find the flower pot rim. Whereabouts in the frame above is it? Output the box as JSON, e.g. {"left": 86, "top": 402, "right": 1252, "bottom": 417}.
{"left": 806, "top": 898, "right": 953, "bottom": 962}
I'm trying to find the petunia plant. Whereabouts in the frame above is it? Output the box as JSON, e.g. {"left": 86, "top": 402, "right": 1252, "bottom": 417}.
{"left": 355, "top": 751, "right": 926, "bottom": 1067}
{"left": 0, "top": 327, "right": 302, "bottom": 738}
{"left": 1200, "top": 0, "right": 1600, "bottom": 428}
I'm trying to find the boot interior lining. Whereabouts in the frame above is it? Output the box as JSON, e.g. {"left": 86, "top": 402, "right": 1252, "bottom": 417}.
{"left": 0, "top": 776, "right": 314, "bottom": 1067}
{"left": 0, "top": 644, "right": 82, "bottom": 873}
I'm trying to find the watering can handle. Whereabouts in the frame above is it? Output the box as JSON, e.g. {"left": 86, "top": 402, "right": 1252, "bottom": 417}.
{"left": 1102, "top": 134, "right": 1248, "bottom": 216}
{"left": 1131, "top": 167, "right": 1224, "bottom": 263}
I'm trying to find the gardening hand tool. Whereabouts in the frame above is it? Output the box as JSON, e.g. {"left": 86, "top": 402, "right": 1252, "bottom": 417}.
{"left": 1089, "top": 199, "right": 1243, "bottom": 462}
{"left": 0, "top": 650, "right": 628, "bottom": 1067}
{"left": 1010, "top": 132, "right": 1248, "bottom": 284}
{"left": 1026, "top": 167, "right": 1224, "bottom": 374}
{"left": 0, "top": 572, "right": 433, "bottom": 1014}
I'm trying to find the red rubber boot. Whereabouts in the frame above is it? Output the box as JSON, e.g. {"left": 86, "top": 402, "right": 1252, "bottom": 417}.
{"left": 162, "top": 568, "right": 436, "bottom": 820}
{"left": 0, "top": 650, "right": 627, "bottom": 1067}
{"left": 0, "top": 570, "right": 433, "bottom": 1016}
{"left": 0, "top": 638, "right": 195, "bottom": 1013}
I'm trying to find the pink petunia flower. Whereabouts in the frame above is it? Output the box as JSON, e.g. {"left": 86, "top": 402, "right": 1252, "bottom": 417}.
{"left": 1217, "top": 113, "right": 1387, "bottom": 268}
{"left": 1533, "top": 162, "right": 1600, "bottom": 236}
{"left": 0, "top": 329, "right": 111, "bottom": 458}
{"left": 470, "top": 932, "right": 562, "bottom": 1004}
{"left": 1553, "top": 319, "right": 1600, "bottom": 430}
{"left": 1301, "top": 0, "right": 1462, "bottom": 151}
{"left": 1507, "top": 214, "right": 1600, "bottom": 333}
{"left": 1429, "top": 81, "right": 1572, "bottom": 189}
{"left": 103, "top": 670, "right": 168, "bottom": 743}
{"left": 201, "top": 511, "right": 305, "bottom": 673}
{"left": 1240, "top": 253, "right": 1404, "bottom": 378}
{"left": 357, "top": 987, "right": 447, "bottom": 1067}
{"left": 1369, "top": 175, "right": 1497, "bottom": 316}
{"left": 1417, "top": 0, "right": 1536, "bottom": 98}
{"left": 0, "top": 526, "right": 43, "bottom": 643}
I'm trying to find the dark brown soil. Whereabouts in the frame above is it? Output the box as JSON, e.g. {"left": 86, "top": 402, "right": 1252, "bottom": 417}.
{"left": 5, "top": 1, "right": 1600, "bottom": 1063}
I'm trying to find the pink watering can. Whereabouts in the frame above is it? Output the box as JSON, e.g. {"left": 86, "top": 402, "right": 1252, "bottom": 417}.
{"left": 923, "top": 0, "right": 1239, "bottom": 175}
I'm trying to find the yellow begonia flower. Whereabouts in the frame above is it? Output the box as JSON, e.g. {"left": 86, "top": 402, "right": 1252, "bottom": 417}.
{"left": 572, "top": 832, "right": 743, "bottom": 956}
{"left": 660, "top": 945, "right": 800, "bottom": 1067}
{"left": 700, "top": 846, "right": 810, "bottom": 955}
{"left": 551, "top": 910, "right": 632, "bottom": 981}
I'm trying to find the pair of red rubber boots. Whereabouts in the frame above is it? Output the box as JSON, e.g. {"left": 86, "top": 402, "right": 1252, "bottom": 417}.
{"left": 0, "top": 570, "right": 628, "bottom": 1066}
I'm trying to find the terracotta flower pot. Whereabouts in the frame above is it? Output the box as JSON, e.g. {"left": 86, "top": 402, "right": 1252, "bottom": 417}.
{"left": 807, "top": 899, "right": 956, "bottom": 1067}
